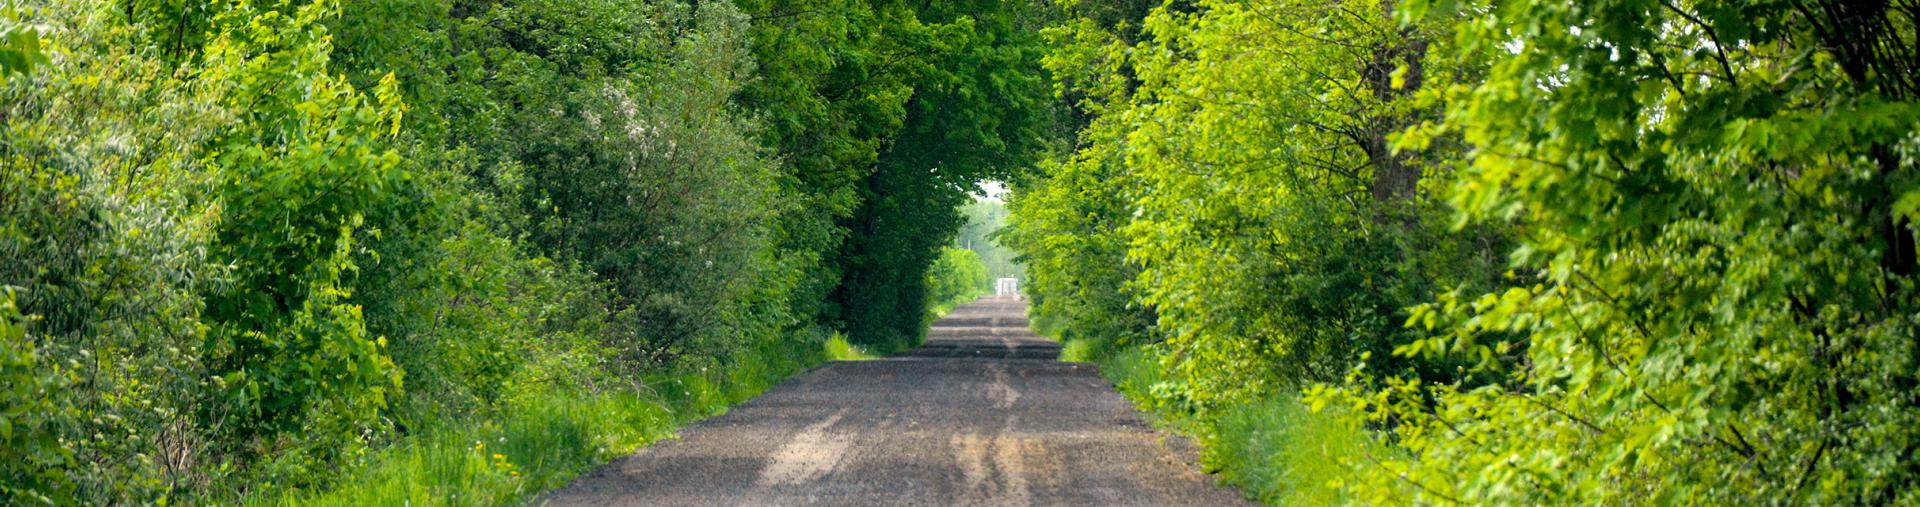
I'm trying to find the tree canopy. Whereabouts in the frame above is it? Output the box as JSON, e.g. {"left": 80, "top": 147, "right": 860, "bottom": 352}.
{"left": 8, "top": 0, "right": 1920, "bottom": 503}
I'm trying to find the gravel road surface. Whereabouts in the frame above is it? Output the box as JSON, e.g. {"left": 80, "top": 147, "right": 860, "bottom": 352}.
{"left": 541, "top": 295, "right": 1249, "bottom": 506}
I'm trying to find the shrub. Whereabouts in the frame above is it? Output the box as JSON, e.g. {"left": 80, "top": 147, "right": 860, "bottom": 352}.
{"left": 196, "top": 0, "right": 407, "bottom": 451}
{"left": 927, "top": 246, "right": 990, "bottom": 311}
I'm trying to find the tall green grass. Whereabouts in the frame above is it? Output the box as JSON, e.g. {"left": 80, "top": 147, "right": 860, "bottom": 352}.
{"left": 824, "top": 334, "right": 875, "bottom": 361}
{"left": 250, "top": 391, "right": 673, "bottom": 507}
{"left": 1056, "top": 338, "right": 1100, "bottom": 363}
{"left": 247, "top": 335, "right": 851, "bottom": 506}
{"left": 1203, "top": 396, "right": 1367, "bottom": 505}
{"left": 1091, "top": 345, "right": 1367, "bottom": 506}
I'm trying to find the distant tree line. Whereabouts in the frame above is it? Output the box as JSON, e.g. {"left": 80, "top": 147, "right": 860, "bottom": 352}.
{"left": 955, "top": 198, "right": 1023, "bottom": 282}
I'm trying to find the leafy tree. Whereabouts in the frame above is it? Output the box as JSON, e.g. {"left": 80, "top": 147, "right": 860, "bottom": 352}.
{"left": 1319, "top": 0, "right": 1920, "bottom": 503}
{"left": 327, "top": 0, "right": 792, "bottom": 372}
{"left": 0, "top": 0, "right": 418, "bottom": 499}
{"left": 955, "top": 198, "right": 1023, "bottom": 280}
{"left": 832, "top": 0, "right": 1055, "bottom": 351}
{"left": 197, "top": 1, "right": 407, "bottom": 446}
{"left": 730, "top": 0, "right": 917, "bottom": 333}
{"left": 927, "top": 246, "right": 991, "bottom": 309}
{"left": 1003, "top": 155, "right": 1157, "bottom": 356}
{"left": 0, "top": 291, "right": 73, "bottom": 506}
{"left": 0, "top": 6, "right": 44, "bottom": 80}
{"left": 1016, "top": 0, "right": 1509, "bottom": 415}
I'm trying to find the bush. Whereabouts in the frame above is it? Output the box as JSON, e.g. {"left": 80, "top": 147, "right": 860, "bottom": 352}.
{"left": 0, "top": 0, "right": 416, "bottom": 499}
{"left": 1003, "top": 157, "right": 1158, "bottom": 355}
{"left": 927, "top": 246, "right": 990, "bottom": 311}
{"left": 197, "top": 1, "right": 408, "bottom": 451}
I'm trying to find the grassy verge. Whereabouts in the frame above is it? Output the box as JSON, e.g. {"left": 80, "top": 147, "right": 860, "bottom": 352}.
{"left": 824, "top": 334, "right": 876, "bottom": 361}
{"left": 245, "top": 335, "right": 861, "bottom": 506}
{"left": 1060, "top": 339, "right": 1371, "bottom": 506}
{"left": 247, "top": 390, "right": 671, "bottom": 507}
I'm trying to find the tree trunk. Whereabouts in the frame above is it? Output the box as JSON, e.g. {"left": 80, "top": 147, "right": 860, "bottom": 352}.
{"left": 1357, "top": 14, "right": 1429, "bottom": 207}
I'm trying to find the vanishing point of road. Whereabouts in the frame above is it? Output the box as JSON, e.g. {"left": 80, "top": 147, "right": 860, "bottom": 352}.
{"left": 542, "top": 295, "right": 1249, "bottom": 506}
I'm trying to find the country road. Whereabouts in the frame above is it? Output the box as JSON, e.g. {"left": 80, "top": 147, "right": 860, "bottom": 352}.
{"left": 540, "top": 295, "right": 1249, "bottom": 506}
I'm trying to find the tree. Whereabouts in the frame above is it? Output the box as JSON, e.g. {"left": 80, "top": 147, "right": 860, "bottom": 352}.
{"left": 1327, "top": 0, "right": 1920, "bottom": 502}
{"left": 831, "top": 0, "right": 1054, "bottom": 350}
{"left": 1019, "top": 0, "right": 1507, "bottom": 411}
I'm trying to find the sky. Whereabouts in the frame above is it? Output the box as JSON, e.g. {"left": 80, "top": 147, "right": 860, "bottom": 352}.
{"left": 976, "top": 180, "right": 1008, "bottom": 201}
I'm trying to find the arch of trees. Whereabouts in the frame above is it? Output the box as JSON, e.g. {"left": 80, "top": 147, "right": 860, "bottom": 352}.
{"left": 7, "top": 0, "right": 1920, "bottom": 504}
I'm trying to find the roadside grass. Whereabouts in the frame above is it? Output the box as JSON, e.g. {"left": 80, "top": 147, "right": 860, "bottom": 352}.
{"left": 1028, "top": 311, "right": 1062, "bottom": 339}
{"left": 824, "top": 334, "right": 875, "bottom": 361}
{"left": 1057, "top": 338, "right": 1100, "bottom": 363}
{"left": 250, "top": 390, "right": 674, "bottom": 507}
{"left": 930, "top": 290, "right": 998, "bottom": 319}
{"left": 1091, "top": 345, "right": 1366, "bottom": 506}
{"left": 1204, "top": 395, "right": 1367, "bottom": 505}
{"left": 246, "top": 335, "right": 850, "bottom": 506}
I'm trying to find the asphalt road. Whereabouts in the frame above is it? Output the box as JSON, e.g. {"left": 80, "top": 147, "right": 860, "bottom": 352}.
{"left": 540, "top": 295, "right": 1249, "bottom": 506}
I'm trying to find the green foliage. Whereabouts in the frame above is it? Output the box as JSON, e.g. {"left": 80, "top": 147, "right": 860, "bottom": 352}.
{"left": 823, "top": 334, "right": 874, "bottom": 361}
{"left": 0, "top": 7, "right": 45, "bottom": 81}
{"left": 927, "top": 246, "right": 991, "bottom": 311}
{"left": 328, "top": 0, "right": 790, "bottom": 370}
{"left": 197, "top": 0, "right": 407, "bottom": 449}
{"left": 955, "top": 198, "right": 1023, "bottom": 280}
{"left": 829, "top": 0, "right": 1056, "bottom": 351}
{"left": 4, "top": 0, "right": 853, "bottom": 502}
{"left": 730, "top": 0, "right": 918, "bottom": 336}
{"left": 1020, "top": 0, "right": 1920, "bottom": 503}
{"left": 249, "top": 390, "right": 673, "bottom": 507}
{"left": 249, "top": 332, "right": 835, "bottom": 506}
{"left": 0, "top": 0, "right": 419, "bottom": 499}
{"left": 1311, "top": 0, "right": 1920, "bottom": 503}
{"left": 1015, "top": 0, "right": 1509, "bottom": 415}
{"left": 1004, "top": 156, "right": 1157, "bottom": 356}
{"left": 1099, "top": 347, "right": 1180, "bottom": 415}
{"left": 1055, "top": 337, "right": 1099, "bottom": 363}
{"left": 1103, "top": 344, "right": 1375, "bottom": 506}
{"left": 1113, "top": 0, "right": 1503, "bottom": 407}
{"left": 1204, "top": 394, "right": 1368, "bottom": 505}
{"left": 1077, "top": 343, "right": 1375, "bottom": 507}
